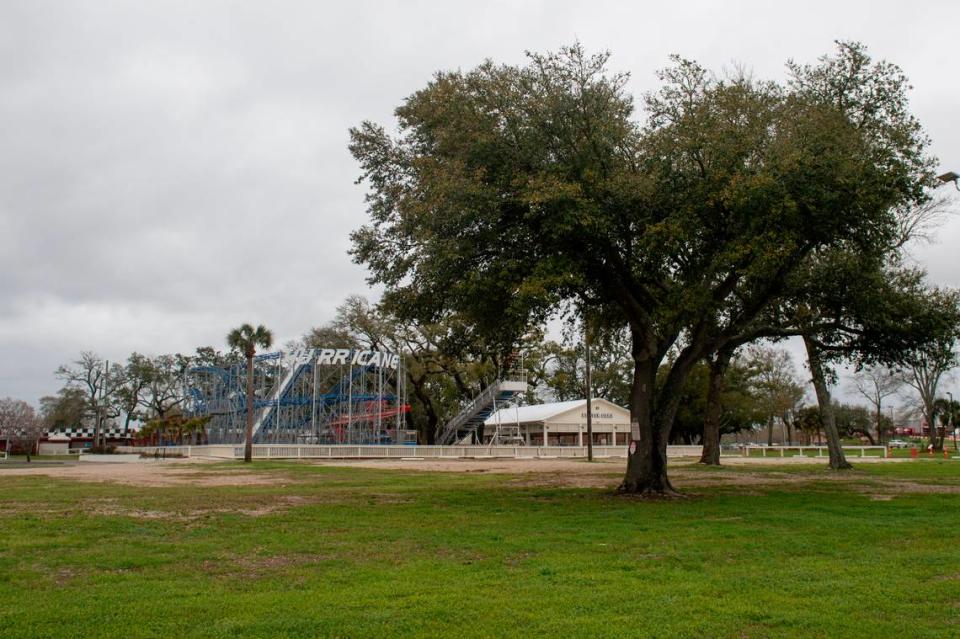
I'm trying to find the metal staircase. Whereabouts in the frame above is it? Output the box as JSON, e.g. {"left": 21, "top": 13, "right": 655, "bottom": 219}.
{"left": 438, "top": 377, "right": 528, "bottom": 445}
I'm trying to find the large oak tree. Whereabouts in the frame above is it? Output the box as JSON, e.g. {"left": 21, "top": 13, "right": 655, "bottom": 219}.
{"left": 349, "top": 43, "right": 932, "bottom": 494}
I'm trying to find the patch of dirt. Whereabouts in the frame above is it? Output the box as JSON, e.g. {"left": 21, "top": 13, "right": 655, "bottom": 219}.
{"left": 434, "top": 546, "right": 486, "bottom": 565}
{"left": 0, "top": 458, "right": 293, "bottom": 487}
{"left": 897, "top": 480, "right": 960, "bottom": 493}
{"left": 83, "top": 494, "right": 317, "bottom": 521}
{"left": 855, "top": 480, "right": 960, "bottom": 496}
{"left": 54, "top": 567, "right": 78, "bottom": 586}
{"left": 502, "top": 550, "right": 534, "bottom": 567}
{"left": 500, "top": 465, "right": 829, "bottom": 491}
{"left": 310, "top": 457, "right": 628, "bottom": 475}
{"left": 317, "top": 458, "right": 629, "bottom": 490}
{"left": 934, "top": 573, "right": 960, "bottom": 581}
{"left": 202, "top": 552, "right": 333, "bottom": 578}
{"left": 3, "top": 454, "right": 954, "bottom": 498}
{"left": 507, "top": 473, "right": 623, "bottom": 490}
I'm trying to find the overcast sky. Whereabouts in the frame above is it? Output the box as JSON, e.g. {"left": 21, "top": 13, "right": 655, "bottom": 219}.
{"left": 2, "top": 0, "right": 958, "bottom": 406}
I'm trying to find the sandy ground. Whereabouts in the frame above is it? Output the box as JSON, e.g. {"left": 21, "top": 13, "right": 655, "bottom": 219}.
{"left": 0, "top": 454, "right": 920, "bottom": 490}
{"left": 0, "top": 457, "right": 291, "bottom": 487}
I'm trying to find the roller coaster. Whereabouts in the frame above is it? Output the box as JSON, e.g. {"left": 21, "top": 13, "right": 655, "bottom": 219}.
{"left": 185, "top": 347, "right": 411, "bottom": 445}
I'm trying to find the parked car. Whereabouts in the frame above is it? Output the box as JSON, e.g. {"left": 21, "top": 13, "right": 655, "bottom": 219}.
{"left": 887, "top": 439, "right": 910, "bottom": 449}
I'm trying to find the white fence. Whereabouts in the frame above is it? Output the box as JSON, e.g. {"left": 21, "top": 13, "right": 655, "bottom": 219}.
{"left": 116, "top": 444, "right": 707, "bottom": 460}
{"left": 740, "top": 445, "right": 888, "bottom": 458}
{"left": 115, "top": 445, "right": 238, "bottom": 459}
{"left": 109, "top": 443, "right": 892, "bottom": 461}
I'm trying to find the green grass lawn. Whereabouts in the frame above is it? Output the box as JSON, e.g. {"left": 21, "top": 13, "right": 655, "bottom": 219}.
{"left": 2, "top": 460, "right": 960, "bottom": 638}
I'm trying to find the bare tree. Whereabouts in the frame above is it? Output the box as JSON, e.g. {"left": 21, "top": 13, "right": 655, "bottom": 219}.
{"left": 901, "top": 337, "right": 957, "bottom": 450}
{"left": 894, "top": 192, "right": 957, "bottom": 249}
{"left": 0, "top": 398, "right": 45, "bottom": 462}
{"left": 56, "top": 352, "right": 123, "bottom": 450}
{"left": 850, "top": 366, "right": 902, "bottom": 445}
{"left": 744, "top": 345, "right": 805, "bottom": 446}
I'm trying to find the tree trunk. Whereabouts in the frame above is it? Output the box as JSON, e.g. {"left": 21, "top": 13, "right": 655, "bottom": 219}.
{"left": 803, "top": 336, "right": 852, "bottom": 470}
{"left": 699, "top": 350, "right": 731, "bottom": 465}
{"left": 619, "top": 421, "right": 673, "bottom": 495}
{"left": 876, "top": 403, "right": 882, "bottom": 446}
{"left": 618, "top": 337, "right": 674, "bottom": 494}
{"left": 619, "top": 331, "right": 700, "bottom": 496}
{"left": 408, "top": 374, "right": 437, "bottom": 444}
{"left": 244, "top": 355, "right": 254, "bottom": 463}
{"left": 767, "top": 417, "right": 774, "bottom": 446}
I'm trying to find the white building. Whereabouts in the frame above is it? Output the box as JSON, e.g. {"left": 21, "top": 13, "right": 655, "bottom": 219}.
{"left": 483, "top": 398, "right": 631, "bottom": 446}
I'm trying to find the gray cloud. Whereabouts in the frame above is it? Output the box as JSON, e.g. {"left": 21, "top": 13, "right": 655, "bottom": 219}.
{"left": 1, "top": 0, "right": 958, "bottom": 405}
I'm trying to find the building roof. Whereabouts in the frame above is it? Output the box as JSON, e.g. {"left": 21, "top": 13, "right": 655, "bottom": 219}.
{"left": 484, "top": 398, "right": 627, "bottom": 426}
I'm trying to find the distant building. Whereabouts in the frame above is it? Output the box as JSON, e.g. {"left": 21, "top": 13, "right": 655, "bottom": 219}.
{"left": 483, "top": 398, "right": 631, "bottom": 446}
{"left": 37, "top": 426, "right": 134, "bottom": 454}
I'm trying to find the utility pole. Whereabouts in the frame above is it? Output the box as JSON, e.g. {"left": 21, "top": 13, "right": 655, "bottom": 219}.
{"left": 584, "top": 319, "right": 593, "bottom": 462}
{"left": 95, "top": 360, "right": 109, "bottom": 450}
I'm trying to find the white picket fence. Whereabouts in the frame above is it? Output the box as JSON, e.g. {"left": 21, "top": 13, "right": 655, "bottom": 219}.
{"left": 740, "top": 445, "right": 888, "bottom": 458}
{"left": 116, "top": 444, "right": 707, "bottom": 460}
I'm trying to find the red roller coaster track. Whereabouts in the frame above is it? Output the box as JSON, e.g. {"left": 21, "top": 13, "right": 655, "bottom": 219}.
{"left": 326, "top": 402, "right": 411, "bottom": 427}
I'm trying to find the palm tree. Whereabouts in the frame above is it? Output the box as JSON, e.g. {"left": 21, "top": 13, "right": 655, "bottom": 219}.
{"left": 227, "top": 324, "right": 273, "bottom": 463}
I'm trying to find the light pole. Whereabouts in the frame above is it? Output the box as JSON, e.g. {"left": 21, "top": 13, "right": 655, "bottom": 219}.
{"left": 584, "top": 318, "right": 594, "bottom": 462}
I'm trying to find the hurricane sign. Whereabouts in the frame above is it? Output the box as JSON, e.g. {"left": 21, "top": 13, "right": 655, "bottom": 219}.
{"left": 313, "top": 348, "right": 401, "bottom": 370}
